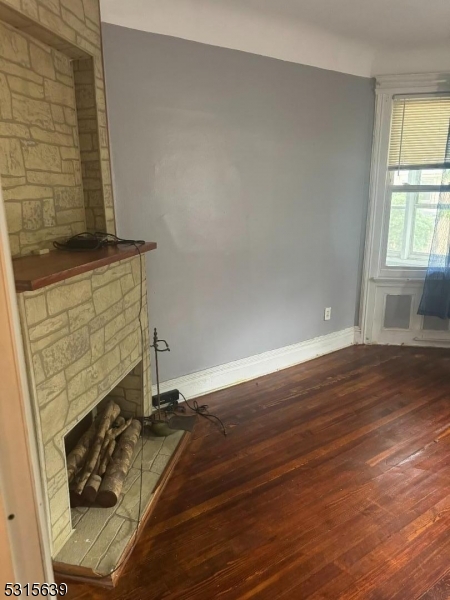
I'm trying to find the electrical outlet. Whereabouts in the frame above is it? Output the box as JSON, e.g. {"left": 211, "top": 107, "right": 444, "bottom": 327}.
{"left": 324, "top": 307, "right": 331, "bottom": 321}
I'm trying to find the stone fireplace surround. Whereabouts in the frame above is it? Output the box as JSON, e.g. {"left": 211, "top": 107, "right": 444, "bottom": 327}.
{"left": 0, "top": 0, "right": 156, "bottom": 561}
{"left": 0, "top": 0, "right": 191, "bottom": 585}
{"left": 15, "top": 248, "right": 153, "bottom": 556}
{"left": 13, "top": 245, "right": 191, "bottom": 587}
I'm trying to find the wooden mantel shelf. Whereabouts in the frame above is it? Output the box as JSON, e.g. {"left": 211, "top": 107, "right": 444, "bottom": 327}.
{"left": 13, "top": 242, "right": 157, "bottom": 292}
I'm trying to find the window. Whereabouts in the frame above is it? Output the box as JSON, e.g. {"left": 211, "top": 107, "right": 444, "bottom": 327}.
{"left": 385, "top": 95, "right": 450, "bottom": 268}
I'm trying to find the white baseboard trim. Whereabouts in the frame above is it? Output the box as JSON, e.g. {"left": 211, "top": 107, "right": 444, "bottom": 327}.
{"left": 152, "top": 326, "right": 358, "bottom": 400}
{"left": 353, "top": 326, "right": 362, "bottom": 345}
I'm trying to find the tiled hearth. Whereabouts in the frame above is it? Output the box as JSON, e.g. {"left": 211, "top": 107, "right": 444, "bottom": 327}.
{"left": 54, "top": 430, "right": 184, "bottom": 577}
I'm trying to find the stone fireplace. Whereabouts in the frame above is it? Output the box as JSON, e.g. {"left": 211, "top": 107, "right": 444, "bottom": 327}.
{"left": 11, "top": 245, "right": 194, "bottom": 588}
{"left": 16, "top": 252, "right": 153, "bottom": 555}
{"left": 0, "top": 0, "right": 133, "bottom": 559}
{"left": 1, "top": 0, "right": 189, "bottom": 584}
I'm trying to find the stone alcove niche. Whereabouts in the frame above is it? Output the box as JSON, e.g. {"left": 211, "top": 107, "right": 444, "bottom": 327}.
{"left": 0, "top": 0, "right": 115, "bottom": 258}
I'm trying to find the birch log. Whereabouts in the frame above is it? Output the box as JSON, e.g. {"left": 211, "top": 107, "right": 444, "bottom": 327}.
{"left": 66, "top": 422, "right": 96, "bottom": 483}
{"left": 73, "top": 400, "right": 120, "bottom": 495}
{"left": 98, "top": 439, "right": 116, "bottom": 476}
{"left": 81, "top": 431, "right": 116, "bottom": 502}
{"left": 97, "top": 419, "right": 142, "bottom": 507}
{"left": 79, "top": 417, "right": 131, "bottom": 501}
{"left": 113, "top": 416, "right": 125, "bottom": 429}
{"left": 111, "top": 417, "right": 132, "bottom": 440}
{"left": 82, "top": 474, "right": 102, "bottom": 503}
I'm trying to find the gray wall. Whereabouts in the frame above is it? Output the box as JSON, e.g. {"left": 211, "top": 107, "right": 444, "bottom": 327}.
{"left": 102, "top": 24, "right": 374, "bottom": 382}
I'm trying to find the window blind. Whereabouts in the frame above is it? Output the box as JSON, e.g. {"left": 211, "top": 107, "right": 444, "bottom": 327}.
{"left": 388, "top": 95, "right": 450, "bottom": 170}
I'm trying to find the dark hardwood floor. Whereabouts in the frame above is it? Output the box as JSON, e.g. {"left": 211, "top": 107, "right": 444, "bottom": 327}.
{"left": 62, "top": 345, "right": 450, "bottom": 599}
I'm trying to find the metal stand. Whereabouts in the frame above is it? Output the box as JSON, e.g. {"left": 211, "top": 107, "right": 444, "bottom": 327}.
{"left": 149, "top": 328, "right": 176, "bottom": 437}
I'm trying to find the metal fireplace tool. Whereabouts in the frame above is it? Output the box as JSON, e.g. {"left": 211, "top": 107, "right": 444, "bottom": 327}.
{"left": 148, "top": 327, "right": 177, "bottom": 437}
{"left": 148, "top": 328, "right": 225, "bottom": 437}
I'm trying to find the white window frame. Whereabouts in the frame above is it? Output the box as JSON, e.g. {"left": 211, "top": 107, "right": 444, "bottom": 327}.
{"left": 385, "top": 170, "right": 446, "bottom": 268}
{"left": 360, "top": 73, "right": 450, "bottom": 343}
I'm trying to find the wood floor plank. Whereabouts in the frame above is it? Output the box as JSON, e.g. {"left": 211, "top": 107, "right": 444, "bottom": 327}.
{"left": 60, "top": 346, "right": 450, "bottom": 599}
{"left": 420, "top": 569, "right": 450, "bottom": 599}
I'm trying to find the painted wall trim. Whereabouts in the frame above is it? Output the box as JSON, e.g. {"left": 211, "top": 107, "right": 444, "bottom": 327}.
{"left": 359, "top": 72, "right": 450, "bottom": 345}
{"left": 153, "top": 327, "right": 359, "bottom": 400}
{"left": 373, "top": 46, "right": 450, "bottom": 78}
{"left": 0, "top": 180, "right": 53, "bottom": 583}
{"left": 100, "top": 0, "right": 373, "bottom": 77}
{"left": 100, "top": 0, "right": 450, "bottom": 77}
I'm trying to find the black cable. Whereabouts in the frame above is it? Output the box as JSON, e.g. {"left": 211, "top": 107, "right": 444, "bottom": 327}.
{"left": 178, "top": 391, "right": 227, "bottom": 437}
{"left": 95, "top": 232, "right": 146, "bottom": 248}
{"left": 53, "top": 231, "right": 102, "bottom": 251}
{"left": 53, "top": 231, "right": 145, "bottom": 252}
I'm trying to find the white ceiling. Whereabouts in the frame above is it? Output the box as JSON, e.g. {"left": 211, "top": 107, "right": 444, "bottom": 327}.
{"left": 226, "top": 0, "right": 450, "bottom": 49}
{"left": 100, "top": 0, "right": 450, "bottom": 77}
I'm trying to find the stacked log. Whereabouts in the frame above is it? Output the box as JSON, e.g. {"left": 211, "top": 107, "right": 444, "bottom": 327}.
{"left": 97, "top": 420, "right": 142, "bottom": 507}
{"left": 66, "top": 400, "right": 140, "bottom": 507}
{"left": 66, "top": 422, "right": 97, "bottom": 483}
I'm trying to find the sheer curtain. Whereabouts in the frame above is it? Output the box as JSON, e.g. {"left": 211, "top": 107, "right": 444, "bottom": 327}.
{"left": 418, "top": 124, "right": 450, "bottom": 319}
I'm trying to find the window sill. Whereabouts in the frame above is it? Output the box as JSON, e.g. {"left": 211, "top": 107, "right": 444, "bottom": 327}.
{"left": 371, "top": 276, "right": 425, "bottom": 285}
